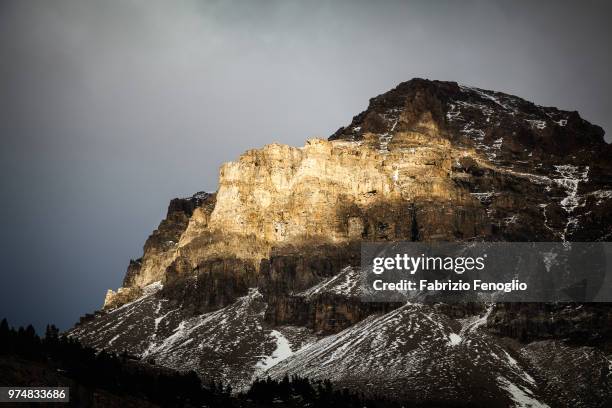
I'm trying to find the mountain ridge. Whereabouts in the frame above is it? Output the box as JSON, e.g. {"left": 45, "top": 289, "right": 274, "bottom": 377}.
{"left": 70, "top": 78, "right": 612, "bottom": 407}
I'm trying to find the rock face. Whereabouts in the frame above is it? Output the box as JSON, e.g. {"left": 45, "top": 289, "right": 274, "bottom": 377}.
{"left": 70, "top": 79, "right": 612, "bottom": 407}
{"left": 103, "top": 192, "right": 215, "bottom": 309}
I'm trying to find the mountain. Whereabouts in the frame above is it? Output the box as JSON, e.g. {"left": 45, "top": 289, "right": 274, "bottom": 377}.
{"left": 69, "top": 79, "right": 612, "bottom": 407}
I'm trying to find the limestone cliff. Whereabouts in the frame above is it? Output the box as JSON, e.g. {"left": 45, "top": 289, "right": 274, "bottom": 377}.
{"left": 104, "top": 78, "right": 612, "bottom": 314}
{"left": 103, "top": 192, "right": 215, "bottom": 309}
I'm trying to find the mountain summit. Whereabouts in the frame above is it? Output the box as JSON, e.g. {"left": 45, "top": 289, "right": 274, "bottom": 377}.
{"left": 70, "top": 79, "right": 612, "bottom": 407}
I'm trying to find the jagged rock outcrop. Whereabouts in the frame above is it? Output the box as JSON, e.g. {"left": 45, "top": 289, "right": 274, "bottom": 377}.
{"left": 71, "top": 79, "right": 612, "bottom": 407}
{"left": 103, "top": 192, "right": 215, "bottom": 309}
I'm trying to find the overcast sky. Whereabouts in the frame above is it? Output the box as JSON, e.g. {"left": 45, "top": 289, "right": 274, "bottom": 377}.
{"left": 1, "top": 0, "right": 611, "bottom": 332}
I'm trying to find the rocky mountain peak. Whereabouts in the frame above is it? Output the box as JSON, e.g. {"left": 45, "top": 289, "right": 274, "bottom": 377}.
{"left": 72, "top": 79, "right": 612, "bottom": 407}
{"left": 331, "top": 78, "right": 607, "bottom": 162}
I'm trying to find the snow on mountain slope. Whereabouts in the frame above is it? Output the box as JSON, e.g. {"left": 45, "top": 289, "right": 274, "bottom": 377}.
{"left": 70, "top": 281, "right": 165, "bottom": 356}
{"left": 521, "top": 340, "right": 612, "bottom": 408}
{"left": 295, "top": 266, "right": 362, "bottom": 299}
{"left": 140, "top": 288, "right": 273, "bottom": 389}
{"left": 70, "top": 275, "right": 606, "bottom": 406}
{"left": 70, "top": 287, "right": 316, "bottom": 390}
{"left": 264, "top": 303, "right": 549, "bottom": 407}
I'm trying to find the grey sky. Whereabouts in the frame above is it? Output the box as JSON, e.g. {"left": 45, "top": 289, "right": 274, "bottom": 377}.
{"left": 1, "top": 0, "right": 610, "bottom": 332}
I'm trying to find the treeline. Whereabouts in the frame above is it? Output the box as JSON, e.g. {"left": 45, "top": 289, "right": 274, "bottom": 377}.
{"left": 0, "top": 318, "right": 446, "bottom": 407}
{"left": 0, "top": 318, "right": 232, "bottom": 407}
{"left": 246, "top": 376, "right": 408, "bottom": 408}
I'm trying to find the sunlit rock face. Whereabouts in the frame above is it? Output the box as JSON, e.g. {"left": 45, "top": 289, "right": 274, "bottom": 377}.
{"left": 103, "top": 192, "right": 216, "bottom": 309}
{"left": 105, "top": 133, "right": 488, "bottom": 309}
{"left": 105, "top": 79, "right": 611, "bottom": 310}
{"left": 75, "top": 79, "right": 612, "bottom": 407}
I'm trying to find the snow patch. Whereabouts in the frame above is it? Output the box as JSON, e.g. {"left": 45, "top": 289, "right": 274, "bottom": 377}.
{"left": 256, "top": 330, "right": 293, "bottom": 371}
{"left": 379, "top": 133, "right": 393, "bottom": 152}
{"left": 504, "top": 215, "right": 519, "bottom": 225}
{"left": 392, "top": 169, "right": 399, "bottom": 183}
{"left": 497, "top": 376, "right": 549, "bottom": 408}
{"left": 459, "top": 304, "right": 494, "bottom": 336}
{"left": 448, "top": 333, "right": 462, "bottom": 346}
{"left": 471, "top": 192, "right": 495, "bottom": 204}
{"left": 297, "top": 266, "right": 361, "bottom": 299}
{"left": 460, "top": 85, "right": 517, "bottom": 113}
{"left": 525, "top": 119, "right": 547, "bottom": 130}
{"left": 553, "top": 165, "right": 589, "bottom": 241}
{"left": 588, "top": 189, "right": 612, "bottom": 205}
{"left": 492, "top": 137, "right": 504, "bottom": 150}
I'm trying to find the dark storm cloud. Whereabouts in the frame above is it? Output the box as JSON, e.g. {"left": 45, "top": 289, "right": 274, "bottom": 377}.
{"left": 1, "top": 0, "right": 610, "bottom": 331}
